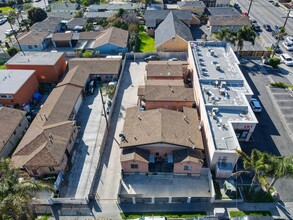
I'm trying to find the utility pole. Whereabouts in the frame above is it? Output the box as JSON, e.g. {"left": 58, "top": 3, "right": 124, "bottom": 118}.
{"left": 99, "top": 88, "right": 109, "bottom": 130}
{"left": 283, "top": 9, "right": 292, "bottom": 28}
{"left": 247, "top": 0, "right": 253, "bottom": 16}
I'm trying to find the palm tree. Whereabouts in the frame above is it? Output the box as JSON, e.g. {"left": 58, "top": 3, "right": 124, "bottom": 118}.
{"left": 0, "top": 158, "right": 54, "bottom": 219}
{"left": 232, "top": 149, "right": 271, "bottom": 193}
{"left": 266, "top": 155, "right": 293, "bottom": 187}
{"left": 235, "top": 26, "right": 256, "bottom": 52}
{"left": 214, "top": 28, "right": 236, "bottom": 45}
{"left": 85, "top": 22, "right": 94, "bottom": 31}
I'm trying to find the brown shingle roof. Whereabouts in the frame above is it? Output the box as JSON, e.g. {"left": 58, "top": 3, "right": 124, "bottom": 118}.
{"left": 78, "top": 31, "right": 102, "bottom": 40}
{"left": 18, "top": 31, "right": 49, "bottom": 45}
{"left": 146, "top": 61, "right": 188, "bottom": 78}
{"left": 121, "top": 148, "right": 150, "bottom": 163}
{"left": 0, "top": 107, "right": 26, "bottom": 152}
{"left": 173, "top": 148, "right": 204, "bottom": 164}
{"left": 140, "top": 80, "right": 194, "bottom": 102}
{"left": 209, "top": 15, "right": 251, "bottom": 26}
{"left": 121, "top": 107, "right": 204, "bottom": 150}
{"left": 52, "top": 32, "right": 72, "bottom": 41}
{"left": 58, "top": 58, "right": 121, "bottom": 88}
{"left": 92, "top": 27, "right": 129, "bottom": 48}
{"left": 11, "top": 84, "right": 81, "bottom": 169}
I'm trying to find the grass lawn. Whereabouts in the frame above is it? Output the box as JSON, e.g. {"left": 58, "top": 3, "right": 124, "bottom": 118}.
{"left": 136, "top": 31, "right": 156, "bottom": 53}
{"left": 120, "top": 212, "right": 206, "bottom": 219}
{"left": 0, "top": 6, "right": 14, "bottom": 14}
{"left": 229, "top": 211, "right": 272, "bottom": 218}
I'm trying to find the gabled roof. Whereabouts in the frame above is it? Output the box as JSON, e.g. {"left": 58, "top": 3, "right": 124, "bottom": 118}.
{"left": 208, "top": 7, "right": 240, "bottom": 16}
{"left": 66, "top": 18, "right": 86, "bottom": 29}
{"left": 0, "top": 107, "right": 26, "bottom": 152}
{"left": 143, "top": 10, "right": 193, "bottom": 28}
{"left": 11, "top": 84, "right": 82, "bottom": 169}
{"left": 50, "top": 3, "right": 80, "bottom": 11}
{"left": 209, "top": 15, "right": 251, "bottom": 26}
{"left": 30, "top": 17, "right": 63, "bottom": 32}
{"left": 92, "top": 27, "right": 128, "bottom": 48}
{"left": 58, "top": 58, "right": 121, "bottom": 88}
{"left": 139, "top": 80, "right": 194, "bottom": 102}
{"left": 146, "top": 61, "right": 188, "bottom": 78}
{"left": 84, "top": 11, "right": 116, "bottom": 19}
{"left": 88, "top": 3, "right": 138, "bottom": 11}
{"left": 173, "top": 148, "right": 204, "bottom": 164}
{"left": 121, "top": 148, "right": 150, "bottom": 163}
{"left": 121, "top": 107, "right": 204, "bottom": 150}
{"left": 78, "top": 31, "right": 102, "bottom": 40}
{"left": 177, "top": 1, "right": 206, "bottom": 8}
{"left": 52, "top": 32, "right": 72, "bottom": 41}
{"left": 17, "top": 31, "right": 49, "bottom": 45}
{"left": 155, "top": 11, "right": 193, "bottom": 47}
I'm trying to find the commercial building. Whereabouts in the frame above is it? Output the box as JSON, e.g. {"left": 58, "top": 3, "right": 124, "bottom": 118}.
{"left": 5, "top": 52, "right": 67, "bottom": 83}
{"left": 188, "top": 41, "right": 258, "bottom": 178}
{"left": 0, "top": 70, "right": 39, "bottom": 108}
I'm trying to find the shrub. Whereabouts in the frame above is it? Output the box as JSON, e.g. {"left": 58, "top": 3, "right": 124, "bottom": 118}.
{"left": 268, "top": 57, "right": 280, "bottom": 68}
{"left": 270, "top": 82, "right": 288, "bottom": 88}
{"left": 82, "top": 50, "right": 93, "bottom": 58}
{"left": 7, "top": 47, "right": 19, "bottom": 56}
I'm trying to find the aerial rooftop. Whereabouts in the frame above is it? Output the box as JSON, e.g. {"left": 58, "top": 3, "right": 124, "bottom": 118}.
{"left": 0, "top": 70, "right": 35, "bottom": 94}
{"left": 190, "top": 41, "right": 257, "bottom": 151}
{"left": 6, "top": 52, "right": 64, "bottom": 66}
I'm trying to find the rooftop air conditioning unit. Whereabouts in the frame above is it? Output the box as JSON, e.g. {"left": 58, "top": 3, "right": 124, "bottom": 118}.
{"left": 220, "top": 81, "right": 227, "bottom": 89}
{"left": 210, "top": 50, "right": 215, "bottom": 56}
{"left": 212, "top": 107, "right": 219, "bottom": 113}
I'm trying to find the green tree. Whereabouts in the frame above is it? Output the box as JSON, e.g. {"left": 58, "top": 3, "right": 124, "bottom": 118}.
{"left": 214, "top": 27, "right": 236, "bottom": 45}
{"left": 85, "top": 22, "right": 94, "bottom": 31}
{"left": 82, "top": 50, "right": 93, "bottom": 58}
{"left": 74, "top": 9, "right": 83, "bottom": 18}
{"left": 7, "top": 47, "right": 19, "bottom": 57}
{"left": 28, "top": 7, "right": 47, "bottom": 24}
{"left": 117, "top": 8, "right": 125, "bottom": 17}
{"left": 0, "top": 159, "right": 54, "bottom": 219}
{"left": 232, "top": 149, "right": 272, "bottom": 193}
{"left": 235, "top": 26, "right": 256, "bottom": 52}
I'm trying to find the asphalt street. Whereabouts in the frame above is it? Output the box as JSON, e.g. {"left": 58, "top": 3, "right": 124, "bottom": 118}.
{"left": 239, "top": 60, "right": 293, "bottom": 207}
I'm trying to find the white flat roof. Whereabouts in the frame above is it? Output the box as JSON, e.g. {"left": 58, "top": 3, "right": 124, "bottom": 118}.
{"left": 0, "top": 70, "right": 35, "bottom": 94}
{"left": 6, "top": 52, "right": 64, "bottom": 66}
{"left": 190, "top": 41, "right": 257, "bottom": 151}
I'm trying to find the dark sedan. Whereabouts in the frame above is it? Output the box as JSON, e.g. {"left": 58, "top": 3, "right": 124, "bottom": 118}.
{"left": 263, "top": 24, "right": 272, "bottom": 31}
{"left": 144, "top": 55, "right": 160, "bottom": 62}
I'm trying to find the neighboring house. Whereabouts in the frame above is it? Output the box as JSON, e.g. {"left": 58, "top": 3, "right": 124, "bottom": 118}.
{"left": 66, "top": 18, "right": 86, "bottom": 31}
{"left": 52, "top": 33, "right": 73, "bottom": 48}
{"left": 208, "top": 7, "right": 241, "bottom": 16}
{"left": 202, "top": 0, "right": 229, "bottom": 7}
{"left": 16, "top": 31, "right": 50, "bottom": 51}
{"left": 0, "top": 70, "right": 39, "bottom": 108}
{"left": 146, "top": 61, "right": 190, "bottom": 81}
{"left": 84, "top": 11, "right": 116, "bottom": 22}
{"left": 10, "top": 58, "right": 122, "bottom": 176}
{"left": 5, "top": 52, "right": 67, "bottom": 83}
{"left": 208, "top": 16, "right": 251, "bottom": 33}
{"left": 138, "top": 80, "right": 194, "bottom": 111}
{"left": 0, "top": 107, "right": 28, "bottom": 158}
{"left": 143, "top": 10, "right": 195, "bottom": 36}
{"left": 120, "top": 107, "right": 205, "bottom": 174}
{"left": 47, "top": 12, "right": 75, "bottom": 19}
{"left": 30, "top": 17, "right": 64, "bottom": 33}
{"left": 62, "top": 57, "right": 122, "bottom": 84}
{"left": 50, "top": 2, "right": 81, "bottom": 12}
{"left": 11, "top": 84, "right": 81, "bottom": 177}
{"left": 88, "top": 3, "right": 138, "bottom": 12}
{"left": 155, "top": 12, "right": 193, "bottom": 52}
{"left": 75, "top": 27, "right": 129, "bottom": 54}
{"left": 177, "top": 1, "right": 206, "bottom": 14}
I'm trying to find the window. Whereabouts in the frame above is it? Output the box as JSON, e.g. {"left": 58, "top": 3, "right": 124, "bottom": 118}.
{"left": 49, "top": 166, "right": 55, "bottom": 172}
{"left": 13, "top": 131, "right": 16, "bottom": 135}
{"left": 218, "top": 156, "right": 227, "bottom": 163}
{"left": 184, "top": 165, "right": 192, "bottom": 170}
{"left": 32, "top": 170, "right": 38, "bottom": 176}
{"left": 155, "top": 152, "right": 159, "bottom": 156}
{"left": 28, "top": 45, "right": 33, "bottom": 49}
{"left": 34, "top": 45, "right": 38, "bottom": 48}
{"left": 0, "top": 94, "right": 13, "bottom": 99}
{"left": 131, "top": 164, "right": 138, "bottom": 169}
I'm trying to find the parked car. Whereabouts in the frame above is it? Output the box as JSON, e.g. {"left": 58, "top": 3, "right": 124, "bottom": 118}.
{"left": 275, "top": 24, "right": 282, "bottom": 30}
{"left": 234, "top": 3, "right": 240, "bottom": 8}
{"left": 253, "top": 24, "right": 261, "bottom": 32}
{"left": 250, "top": 98, "right": 262, "bottom": 112}
{"left": 280, "top": 53, "right": 293, "bottom": 66}
{"left": 271, "top": 43, "right": 282, "bottom": 53}
{"left": 0, "top": 18, "right": 6, "bottom": 25}
{"left": 144, "top": 55, "right": 160, "bottom": 62}
{"left": 263, "top": 24, "right": 272, "bottom": 31}
{"left": 4, "top": 29, "right": 15, "bottom": 36}
{"left": 272, "top": 29, "right": 284, "bottom": 40}
{"left": 285, "top": 36, "right": 293, "bottom": 43}
{"left": 282, "top": 42, "right": 293, "bottom": 51}
{"left": 250, "top": 19, "right": 257, "bottom": 24}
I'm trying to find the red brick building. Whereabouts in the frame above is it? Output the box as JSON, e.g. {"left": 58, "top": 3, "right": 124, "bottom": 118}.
{"left": 0, "top": 70, "right": 39, "bottom": 108}
{"left": 5, "top": 52, "right": 67, "bottom": 83}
